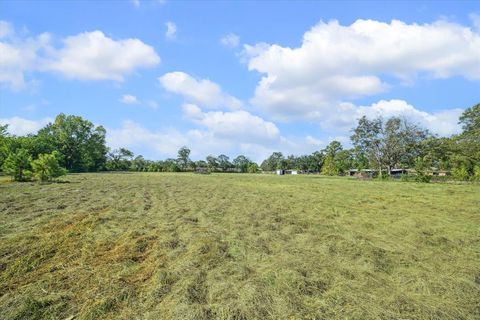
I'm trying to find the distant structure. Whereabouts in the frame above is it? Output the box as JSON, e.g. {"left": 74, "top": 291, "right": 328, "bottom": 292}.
{"left": 195, "top": 167, "right": 210, "bottom": 174}
{"left": 276, "top": 169, "right": 298, "bottom": 175}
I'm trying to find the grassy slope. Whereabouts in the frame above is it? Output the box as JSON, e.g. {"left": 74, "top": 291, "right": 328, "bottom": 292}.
{"left": 0, "top": 173, "right": 479, "bottom": 319}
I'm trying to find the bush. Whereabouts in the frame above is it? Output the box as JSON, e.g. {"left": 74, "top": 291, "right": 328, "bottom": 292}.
{"left": 452, "top": 166, "right": 469, "bottom": 181}
{"left": 411, "top": 157, "right": 431, "bottom": 183}
{"left": 247, "top": 163, "right": 258, "bottom": 173}
{"left": 474, "top": 165, "right": 480, "bottom": 181}
{"left": 31, "top": 151, "right": 67, "bottom": 182}
{"left": 1, "top": 148, "right": 32, "bottom": 181}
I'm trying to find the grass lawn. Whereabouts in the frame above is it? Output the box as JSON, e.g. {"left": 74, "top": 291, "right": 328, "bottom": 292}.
{"left": 0, "top": 173, "right": 479, "bottom": 319}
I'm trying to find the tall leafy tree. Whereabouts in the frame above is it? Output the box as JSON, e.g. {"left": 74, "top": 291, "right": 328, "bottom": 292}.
{"left": 218, "top": 154, "right": 231, "bottom": 172}
{"left": 107, "top": 148, "right": 134, "bottom": 171}
{"left": 456, "top": 103, "right": 480, "bottom": 174}
{"left": 321, "top": 141, "right": 343, "bottom": 175}
{"left": 261, "top": 152, "right": 285, "bottom": 171}
{"left": 39, "top": 114, "right": 108, "bottom": 172}
{"left": 177, "top": 146, "right": 191, "bottom": 171}
{"left": 0, "top": 124, "right": 11, "bottom": 169}
{"left": 233, "top": 155, "right": 251, "bottom": 173}
{"left": 351, "top": 116, "right": 429, "bottom": 174}
{"left": 206, "top": 155, "right": 218, "bottom": 172}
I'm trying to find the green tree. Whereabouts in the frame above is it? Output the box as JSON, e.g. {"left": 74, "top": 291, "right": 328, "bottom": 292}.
{"left": 233, "top": 155, "right": 251, "bottom": 173}
{"left": 218, "top": 154, "right": 231, "bottom": 172}
{"left": 321, "top": 156, "right": 337, "bottom": 176}
{"left": 413, "top": 157, "right": 431, "bottom": 183}
{"left": 351, "top": 116, "right": 429, "bottom": 175}
{"left": 130, "top": 155, "right": 147, "bottom": 172}
{"left": 455, "top": 103, "right": 480, "bottom": 175}
{"left": 107, "top": 148, "right": 134, "bottom": 171}
{"left": 39, "top": 114, "right": 108, "bottom": 172}
{"left": 2, "top": 148, "right": 32, "bottom": 181}
{"left": 321, "top": 141, "right": 346, "bottom": 175}
{"left": 0, "top": 124, "right": 11, "bottom": 169}
{"left": 195, "top": 160, "right": 207, "bottom": 168}
{"left": 206, "top": 155, "right": 218, "bottom": 172}
{"left": 177, "top": 146, "right": 191, "bottom": 171}
{"left": 247, "top": 163, "right": 258, "bottom": 173}
{"left": 31, "top": 151, "right": 67, "bottom": 181}
{"left": 260, "top": 152, "right": 285, "bottom": 171}
{"left": 459, "top": 103, "right": 480, "bottom": 136}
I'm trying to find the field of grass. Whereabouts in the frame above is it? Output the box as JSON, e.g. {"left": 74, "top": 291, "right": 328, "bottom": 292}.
{"left": 0, "top": 173, "right": 479, "bottom": 319}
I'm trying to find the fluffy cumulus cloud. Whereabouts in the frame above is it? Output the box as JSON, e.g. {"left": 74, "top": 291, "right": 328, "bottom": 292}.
{"left": 0, "top": 21, "right": 160, "bottom": 89}
{"left": 45, "top": 31, "right": 160, "bottom": 81}
{"left": 221, "top": 33, "right": 240, "bottom": 48}
{"left": 357, "top": 99, "right": 464, "bottom": 136}
{"left": 0, "top": 116, "right": 52, "bottom": 135}
{"left": 315, "top": 99, "right": 463, "bottom": 136}
{"left": 165, "top": 22, "right": 177, "bottom": 40}
{"left": 0, "top": 21, "right": 52, "bottom": 90}
{"left": 181, "top": 103, "right": 280, "bottom": 143}
{"left": 243, "top": 18, "right": 480, "bottom": 123}
{"left": 159, "top": 71, "right": 243, "bottom": 109}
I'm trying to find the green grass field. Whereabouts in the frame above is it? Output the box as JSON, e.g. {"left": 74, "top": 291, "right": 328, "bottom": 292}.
{"left": 0, "top": 173, "right": 479, "bottom": 319}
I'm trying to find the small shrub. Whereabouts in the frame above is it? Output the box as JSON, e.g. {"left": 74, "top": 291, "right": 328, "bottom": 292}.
{"left": 31, "top": 151, "right": 67, "bottom": 182}
{"left": 474, "top": 165, "right": 480, "bottom": 181}
{"left": 452, "top": 166, "right": 469, "bottom": 181}
{"left": 247, "top": 163, "right": 258, "bottom": 173}
{"left": 400, "top": 174, "right": 415, "bottom": 182}
{"left": 413, "top": 157, "right": 431, "bottom": 183}
{"left": 1, "top": 148, "right": 32, "bottom": 181}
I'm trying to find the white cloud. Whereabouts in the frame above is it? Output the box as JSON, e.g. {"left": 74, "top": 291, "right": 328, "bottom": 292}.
{"left": 357, "top": 99, "right": 463, "bottom": 136}
{"left": 314, "top": 99, "right": 462, "bottom": 136}
{"left": 305, "top": 135, "right": 323, "bottom": 146}
{"left": 119, "top": 95, "right": 159, "bottom": 109}
{"left": 46, "top": 31, "right": 160, "bottom": 81}
{"left": 0, "top": 23, "right": 52, "bottom": 90}
{"left": 131, "top": 0, "right": 140, "bottom": 7}
{"left": 181, "top": 103, "right": 280, "bottom": 143}
{"left": 0, "top": 23, "right": 160, "bottom": 88}
{"left": 221, "top": 33, "right": 240, "bottom": 48}
{"left": 159, "top": 71, "right": 243, "bottom": 109}
{"left": 471, "top": 13, "right": 480, "bottom": 31}
{"left": 165, "top": 22, "right": 177, "bottom": 40}
{"left": 0, "top": 116, "right": 52, "bottom": 135}
{"left": 0, "top": 21, "right": 13, "bottom": 38}
{"left": 243, "top": 18, "right": 480, "bottom": 121}
{"left": 119, "top": 94, "right": 139, "bottom": 104}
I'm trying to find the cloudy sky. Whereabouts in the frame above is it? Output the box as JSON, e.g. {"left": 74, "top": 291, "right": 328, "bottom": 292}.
{"left": 1, "top": 1, "right": 479, "bottom": 161}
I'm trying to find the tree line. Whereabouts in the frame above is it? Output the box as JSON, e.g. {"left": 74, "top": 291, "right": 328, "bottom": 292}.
{"left": 0, "top": 103, "right": 478, "bottom": 181}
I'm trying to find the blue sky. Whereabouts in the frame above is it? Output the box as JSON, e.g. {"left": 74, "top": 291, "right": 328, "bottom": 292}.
{"left": 1, "top": 0, "right": 479, "bottom": 161}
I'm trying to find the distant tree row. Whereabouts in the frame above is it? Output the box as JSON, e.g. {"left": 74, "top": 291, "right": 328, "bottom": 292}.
{"left": 105, "top": 146, "right": 259, "bottom": 173}
{"left": 1, "top": 103, "right": 478, "bottom": 181}
{"left": 258, "top": 104, "right": 479, "bottom": 181}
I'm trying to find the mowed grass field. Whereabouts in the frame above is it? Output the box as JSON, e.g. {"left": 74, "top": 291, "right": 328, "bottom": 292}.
{"left": 0, "top": 173, "right": 479, "bottom": 320}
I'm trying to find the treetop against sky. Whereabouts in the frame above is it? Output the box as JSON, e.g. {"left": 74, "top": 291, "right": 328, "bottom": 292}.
{"left": 0, "top": 0, "right": 479, "bottom": 161}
